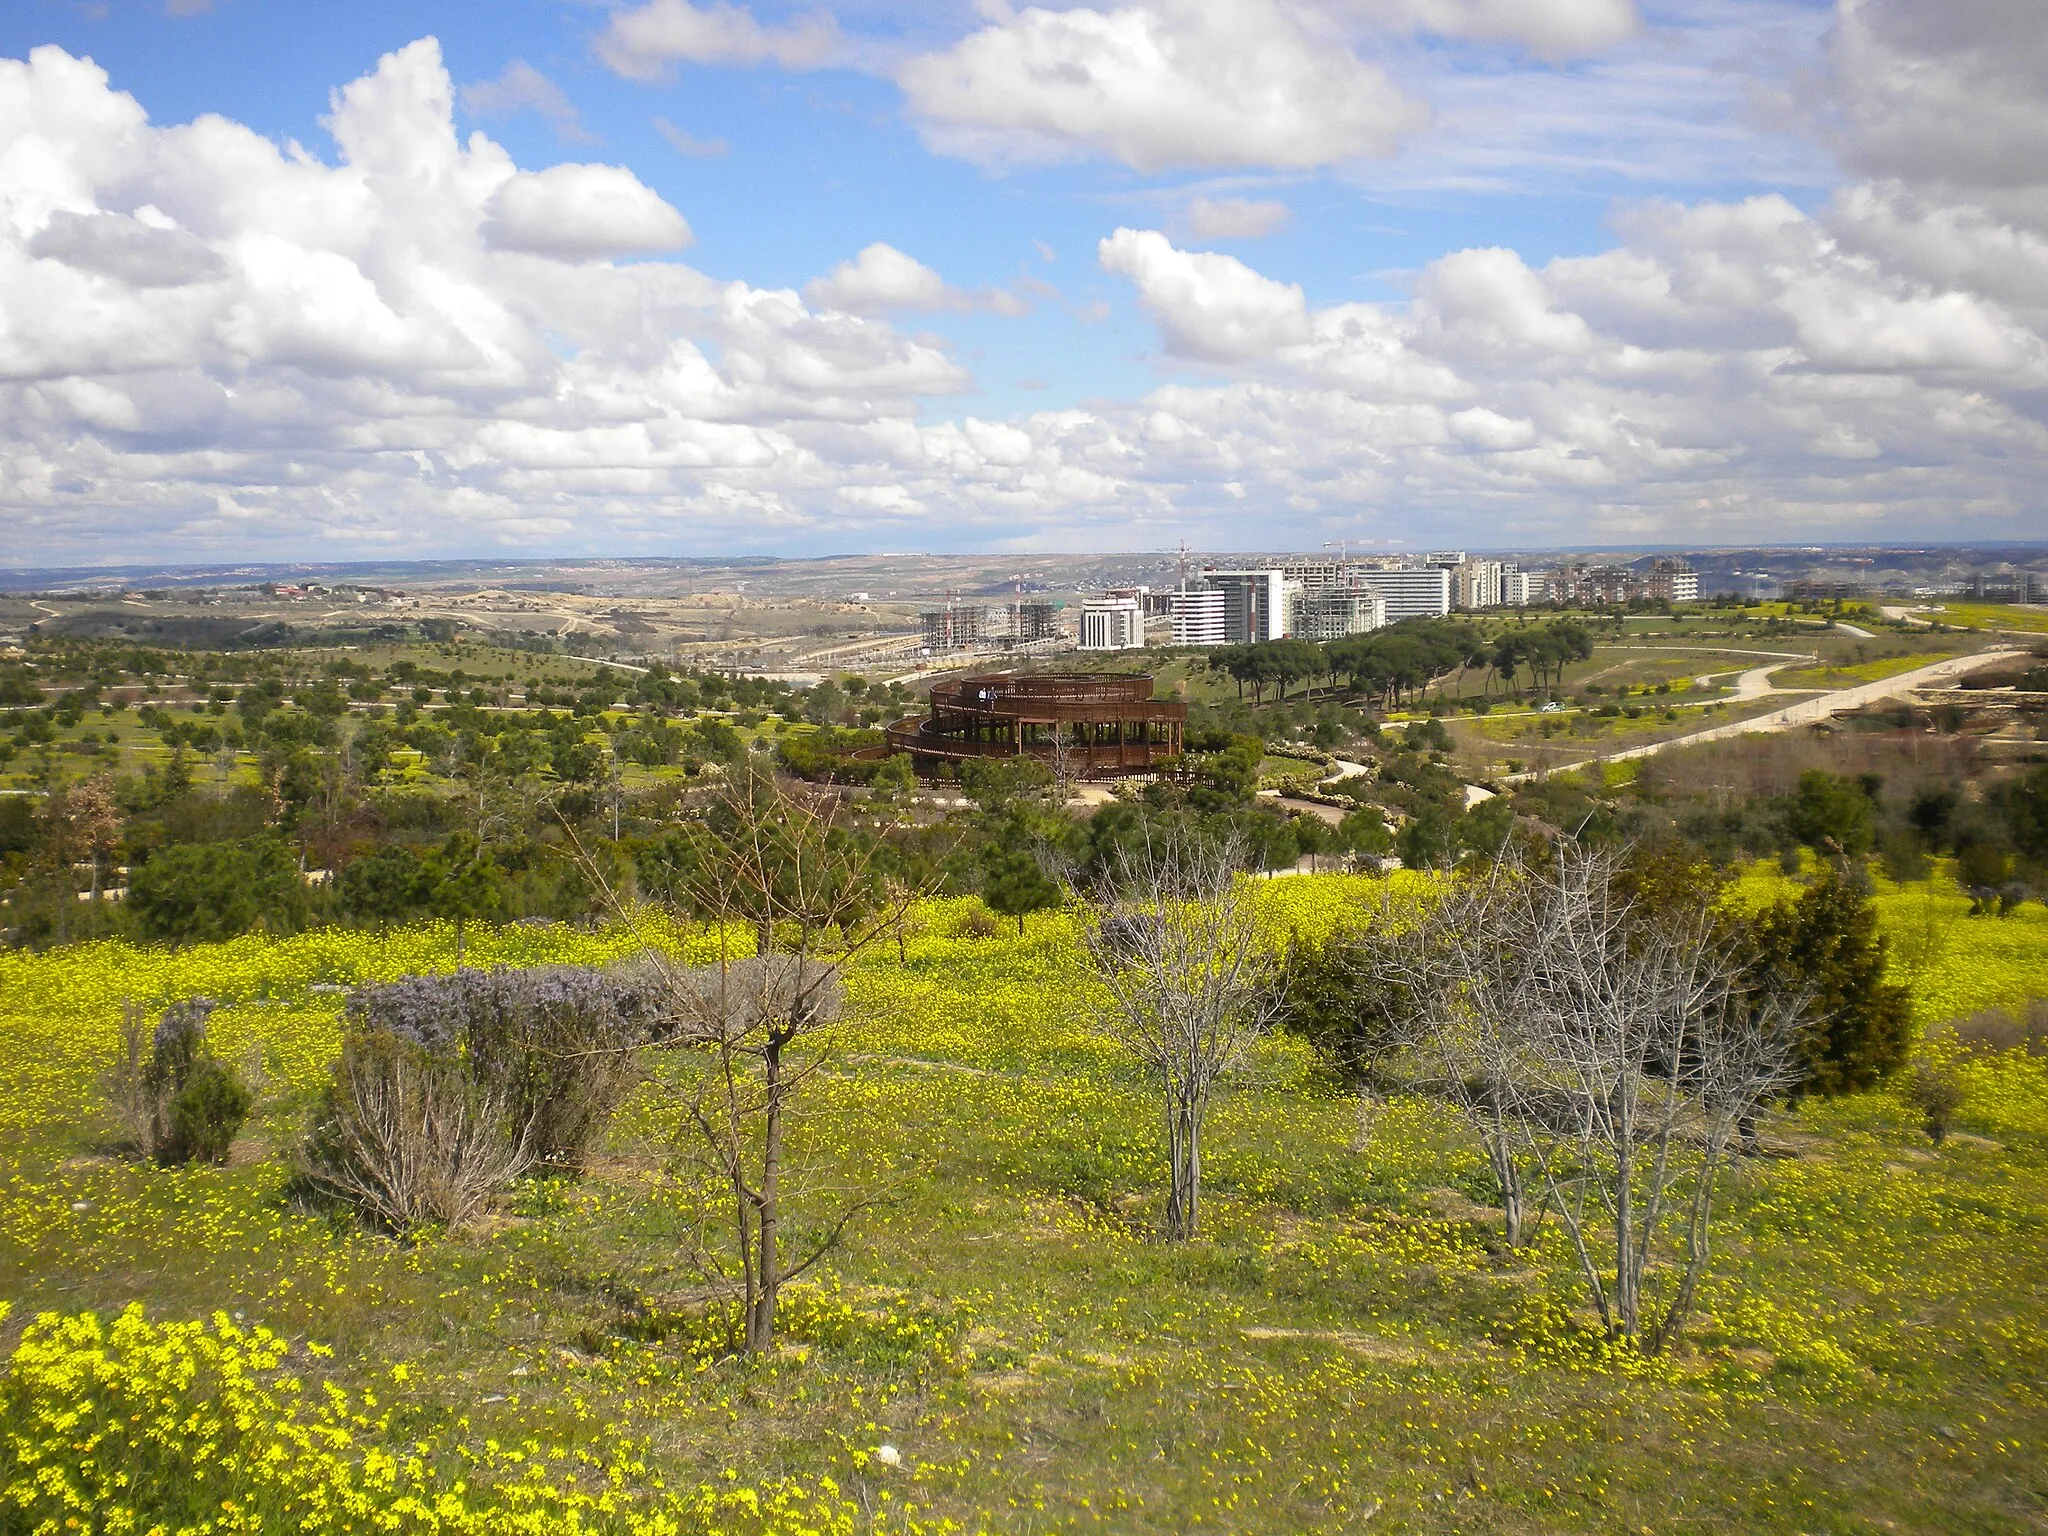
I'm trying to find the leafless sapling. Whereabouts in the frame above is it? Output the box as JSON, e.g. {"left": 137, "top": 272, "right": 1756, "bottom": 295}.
{"left": 1336, "top": 878, "right": 1540, "bottom": 1248}
{"left": 1492, "top": 843, "right": 1810, "bottom": 1352}
{"left": 626, "top": 770, "right": 920, "bottom": 1353}
{"left": 1076, "top": 825, "right": 1284, "bottom": 1240}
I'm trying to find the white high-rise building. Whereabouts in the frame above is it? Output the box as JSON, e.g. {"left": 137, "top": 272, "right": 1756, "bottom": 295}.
{"left": 1500, "top": 567, "right": 1534, "bottom": 606}
{"left": 1170, "top": 587, "right": 1228, "bottom": 646}
{"left": 1349, "top": 566, "right": 1452, "bottom": 621}
{"left": 1202, "top": 570, "right": 1295, "bottom": 643}
{"left": 1453, "top": 559, "right": 1504, "bottom": 610}
{"left": 1077, "top": 596, "right": 1146, "bottom": 651}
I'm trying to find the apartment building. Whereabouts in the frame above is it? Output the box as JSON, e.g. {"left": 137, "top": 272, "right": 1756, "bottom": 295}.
{"left": 1642, "top": 559, "right": 1700, "bottom": 603}
{"left": 1452, "top": 559, "right": 1504, "bottom": 610}
{"left": 1202, "top": 569, "right": 1297, "bottom": 643}
{"left": 1077, "top": 596, "right": 1147, "bottom": 651}
{"left": 1170, "top": 586, "right": 1228, "bottom": 646}
{"left": 1347, "top": 565, "right": 1453, "bottom": 621}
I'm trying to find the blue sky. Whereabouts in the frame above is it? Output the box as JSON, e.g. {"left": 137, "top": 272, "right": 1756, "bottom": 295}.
{"left": 0, "top": 0, "right": 2042, "bottom": 561}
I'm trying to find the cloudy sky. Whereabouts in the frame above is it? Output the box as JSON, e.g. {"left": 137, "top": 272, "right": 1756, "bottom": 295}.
{"left": 0, "top": 0, "right": 2043, "bottom": 563}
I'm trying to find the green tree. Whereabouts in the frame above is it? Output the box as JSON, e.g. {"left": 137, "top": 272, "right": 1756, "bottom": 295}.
{"left": 1457, "top": 795, "right": 1515, "bottom": 860}
{"left": 802, "top": 679, "right": 847, "bottom": 726}
{"left": 424, "top": 832, "right": 502, "bottom": 962}
{"left": 981, "top": 846, "right": 1061, "bottom": 935}
{"left": 1396, "top": 803, "right": 1459, "bottom": 870}
{"left": 1992, "top": 763, "right": 2048, "bottom": 865}
{"left": 337, "top": 844, "right": 432, "bottom": 927}
{"left": 128, "top": 838, "right": 310, "bottom": 944}
{"left": 1787, "top": 770, "right": 1875, "bottom": 857}
{"left": 1279, "top": 930, "right": 1428, "bottom": 1087}
{"left": 1336, "top": 803, "right": 1392, "bottom": 859}
{"left": 1744, "top": 863, "right": 1912, "bottom": 1097}
{"left": 961, "top": 755, "right": 1056, "bottom": 813}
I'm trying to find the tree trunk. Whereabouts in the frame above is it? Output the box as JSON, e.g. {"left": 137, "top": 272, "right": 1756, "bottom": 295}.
{"left": 1613, "top": 1100, "right": 1637, "bottom": 1340}
{"left": 1486, "top": 1135, "right": 1526, "bottom": 1247}
{"left": 746, "top": 1029, "right": 788, "bottom": 1353}
{"left": 1164, "top": 1088, "right": 1203, "bottom": 1239}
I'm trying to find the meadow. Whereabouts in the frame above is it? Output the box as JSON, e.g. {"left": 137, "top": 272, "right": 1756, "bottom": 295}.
{"left": 2, "top": 871, "right": 2044, "bottom": 1533}
{"left": 1928, "top": 603, "right": 2048, "bottom": 636}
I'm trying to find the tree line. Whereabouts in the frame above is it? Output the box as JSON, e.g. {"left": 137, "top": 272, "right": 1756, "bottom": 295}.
{"left": 1206, "top": 618, "right": 1595, "bottom": 710}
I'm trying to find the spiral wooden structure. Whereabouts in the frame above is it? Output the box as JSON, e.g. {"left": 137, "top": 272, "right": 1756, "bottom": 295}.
{"left": 885, "top": 672, "right": 1185, "bottom": 778}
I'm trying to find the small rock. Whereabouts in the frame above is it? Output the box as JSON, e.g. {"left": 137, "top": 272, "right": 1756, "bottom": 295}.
{"left": 874, "top": 1444, "right": 903, "bottom": 1469}
{"left": 70, "top": 1200, "right": 92, "bottom": 1213}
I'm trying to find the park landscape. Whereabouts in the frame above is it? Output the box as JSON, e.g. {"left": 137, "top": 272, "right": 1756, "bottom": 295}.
{"left": 2, "top": 594, "right": 2047, "bottom": 1534}
{"left": 7, "top": 0, "right": 2048, "bottom": 1527}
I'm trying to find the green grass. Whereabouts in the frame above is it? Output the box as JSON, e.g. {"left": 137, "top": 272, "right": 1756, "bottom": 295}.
{"left": 4, "top": 881, "right": 2047, "bottom": 1532}
{"left": 1772, "top": 651, "right": 1963, "bottom": 689}
{"left": 1929, "top": 603, "right": 2048, "bottom": 635}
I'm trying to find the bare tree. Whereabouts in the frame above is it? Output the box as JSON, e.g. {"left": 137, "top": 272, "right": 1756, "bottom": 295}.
{"left": 1477, "top": 845, "right": 1807, "bottom": 1351}
{"left": 1076, "top": 826, "right": 1284, "bottom": 1240}
{"left": 1341, "top": 845, "right": 1809, "bottom": 1348}
{"left": 1326, "top": 887, "right": 1537, "bottom": 1247}
{"left": 623, "top": 770, "right": 919, "bottom": 1352}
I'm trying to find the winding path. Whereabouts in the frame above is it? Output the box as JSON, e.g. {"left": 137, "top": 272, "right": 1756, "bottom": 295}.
{"left": 1509, "top": 647, "right": 2024, "bottom": 782}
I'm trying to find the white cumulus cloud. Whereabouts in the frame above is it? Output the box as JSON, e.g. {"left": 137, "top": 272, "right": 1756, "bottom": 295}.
{"left": 596, "top": 0, "right": 840, "bottom": 79}
{"left": 897, "top": 0, "right": 1427, "bottom": 172}
{"left": 6, "top": 4, "right": 2048, "bottom": 562}
{"left": 1099, "top": 227, "right": 1311, "bottom": 358}
{"left": 804, "top": 241, "right": 1032, "bottom": 317}
{"left": 805, "top": 242, "right": 951, "bottom": 313}
{"left": 485, "top": 163, "right": 693, "bottom": 258}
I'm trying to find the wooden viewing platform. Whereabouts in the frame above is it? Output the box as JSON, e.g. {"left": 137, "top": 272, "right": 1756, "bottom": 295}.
{"left": 884, "top": 672, "right": 1185, "bottom": 777}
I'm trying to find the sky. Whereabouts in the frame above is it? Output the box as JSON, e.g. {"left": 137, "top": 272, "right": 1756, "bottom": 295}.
{"left": 0, "top": 0, "right": 2044, "bottom": 564}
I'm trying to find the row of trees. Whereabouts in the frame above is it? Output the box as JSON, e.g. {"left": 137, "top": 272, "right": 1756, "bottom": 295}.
{"left": 1205, "top": 617, "right": 1597, "bottom": 713}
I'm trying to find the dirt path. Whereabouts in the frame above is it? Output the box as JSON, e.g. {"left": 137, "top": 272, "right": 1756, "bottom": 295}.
{"left": 1509, "top": 648, "right": 2023, "bottom": 782}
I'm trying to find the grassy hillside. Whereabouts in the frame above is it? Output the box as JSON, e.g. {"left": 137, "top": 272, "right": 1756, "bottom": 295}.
{"left": 2, "top": 873, "right": 2044, "bottom": 1533}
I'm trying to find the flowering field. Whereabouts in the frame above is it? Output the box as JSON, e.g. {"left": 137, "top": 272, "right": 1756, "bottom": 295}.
{"left": 3, "top": 873, "right": 2045, "bottom": 1533}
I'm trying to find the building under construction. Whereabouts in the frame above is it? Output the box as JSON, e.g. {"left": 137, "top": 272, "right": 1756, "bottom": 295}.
{"left": 918, "top": 602, "right": 984, "bottom": 651}
{"left": 885, "top": 672, "right": 1185, "bottom": 778}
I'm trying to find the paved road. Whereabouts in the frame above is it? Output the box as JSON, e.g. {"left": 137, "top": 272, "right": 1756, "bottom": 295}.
{"left": 1510, "top": 647, "right": 2024, "bottom": 782}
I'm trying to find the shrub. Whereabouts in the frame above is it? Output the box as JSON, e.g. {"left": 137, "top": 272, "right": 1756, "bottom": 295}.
{"left": 104, "top": 998, "right": 253, "bottom": 1165}
{"left": 128, "top": 837, "right": 310, "bottom": 943}
{"left": 1786, "top": 770, "right": 1875, "bottom": 857}
{"left": 344, "top": 964, "right": 659, "bottom": 1168}
{"left": 951, "top": 907, "right": 1001, "bottom": 940}
{"left": 336, "top": 843, "right": 431, "bottom": 925}
{"left": 1904, "top": 1062, "right": 1965, "bottom": 1145}
{"left": 1935, "top": 1001, "right": 2048, "bottom": 1057}
{"left": 299, "top": 1028, "right": 530, "bottom": 1233}
{"left": 164, "top": 1057, "right": 252, "bottom": 1164}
